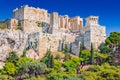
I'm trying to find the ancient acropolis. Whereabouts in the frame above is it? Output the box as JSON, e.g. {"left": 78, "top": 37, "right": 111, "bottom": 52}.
{"left": 0, "top": 5, "right": 106, "bottom": 64}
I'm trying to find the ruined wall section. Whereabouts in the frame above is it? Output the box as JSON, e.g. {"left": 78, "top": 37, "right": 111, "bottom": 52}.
{"left": 13, "top": 6, "right": 24, "bottom": 21}
{"left": 23, "top": 5, "right": 48, "bottom": 23}
{"left": 5, "top": 19, "right": 18, "bottom": 29}
{"left": 82, "top": 16, "right": 106, "bottom": 49}
{"left": 13, "top": 5, "right": 50, "bottom": 33}
{"left": 68, "top": 16, "right": 83, "bottom": 33}
{"left": 59, "top": 15, "right": 69, "bottom": 30}
{"left": 49, "top": 12, "right": 59, "bottom": 34}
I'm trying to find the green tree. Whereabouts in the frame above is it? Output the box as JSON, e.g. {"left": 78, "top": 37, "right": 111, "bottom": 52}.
{"left": 63, "top": 43, "right": 69, "bottom": 53}
{"left": 55, "top": 53, "right": 60, "bottom": 60}
{"left": 64, "top": 53, "right": 71, "bottom": 62}
{"left": 99, "top": 44, "right": 114, "bottom": 54}
{"left": 47, "top": 72, "right": 77, "bottom": 80}
{"left": 16, "top": 57, "right": 35, "bottom": 69}
{"left": 106, "top": 32, "right": 120, "bottom": 46}
{"left": 41, "top": 48, "right": 51, "bottom": 67}
{"left": 90, "top": 43, "right": 94, "bottom": 64}
{"left": 64, "top": 57, "right": 80, "bottom": 69}
{"left": 18, "top": 61, "right": 46, "bottom": 79}
{"left": 41, "top": 49, "right": 54, "bottom": 68}
{"left": 50, "top": 55, "right": 54, "bottom": 68}
{"left": 94, "top": 52, "right": 110, "bottom": 65}
{"left": 54, "top": 61, "right": 62, "bottom": 71}
{"left": 3, "top": 62, "right": 17, "bottom": 76}
{"left": 80, "top": 50, "right": 90, "bottom": 64}
{"left": 21, "top": 49, "right": 27, "bottom": 57}
{"left": 7, "top": 51, "right": 19, "bottom": 65}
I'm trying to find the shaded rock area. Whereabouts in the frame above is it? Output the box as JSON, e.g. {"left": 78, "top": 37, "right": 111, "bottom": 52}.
{"left": 58, "top": 40, "right": 80, "bottom": 56}
{"left": 25, "top": 32, "right": 39, "bottom": 52}
{"left": 7, "top": 38, "right": 16, "bottom": 49}
{"left": 42, "top": 22, "right": 50, "bottom": 33}
{"left": 70, "top": 41, "right": 80, "bottom": 56}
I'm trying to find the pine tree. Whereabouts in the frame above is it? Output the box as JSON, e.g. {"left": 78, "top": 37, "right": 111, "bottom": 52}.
{"left": 90, "top": 43, "right": 94, "bottom": 64}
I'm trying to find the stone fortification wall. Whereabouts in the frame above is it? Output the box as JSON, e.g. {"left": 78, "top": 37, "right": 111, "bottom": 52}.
{"left": 13, "top": 5, "right": 50, "bottom": 33}
{"left": 23, "top": 5, "right": 49, "bottom": 23}
{"left": 13, "top": 6, "right": 24, "bottom": 20}
{"left": 90, "top": 26, "right": 106, "bottom": 49}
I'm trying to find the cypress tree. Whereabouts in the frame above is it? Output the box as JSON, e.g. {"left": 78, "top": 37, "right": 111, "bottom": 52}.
{"left": 64, "top": 53, "right": 71, "bottom": 62}
{"left": 7, "top": 51, "right": 19, "bottom": 65}
{"left": 63, "top": 43, "right": 69, "bottom": 53}
{"left": 46, "top": 48, "right": 51, "bottom": 67}
{"left": 21, "top": 49, "right": 26, "bottom": 57}
{"left": 50, "top": 55, "right": 54, "bottom": 68}
{"left": 90, "top": 43, "right": 94, "bottom": 64}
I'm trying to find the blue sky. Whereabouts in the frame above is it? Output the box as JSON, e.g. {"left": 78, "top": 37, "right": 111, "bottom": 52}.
{"left": 0, "top": 0, "right": 120, "bottom": 36}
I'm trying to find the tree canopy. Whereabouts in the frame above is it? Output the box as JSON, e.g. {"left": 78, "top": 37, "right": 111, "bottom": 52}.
{"left": 106, "top": 32, "right": 120, "bottom": 46}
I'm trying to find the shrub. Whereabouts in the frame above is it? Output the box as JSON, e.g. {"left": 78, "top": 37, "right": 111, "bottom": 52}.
{"left": 16, "top": 57, "right": 35, "bottom": 69}
{"left": 55, "top": 53, "right": 60, "bottom": 60}
{"left": 37, "top": 22, "right": 43, "bottom": 27}
{"left": 47, "top": 72, "right": 77, "bottom": 80}
{"left": 64, "top": 53, "right": 71, "bottom": 62}
{"left": 54, "top": 61, "right": 62, "bottom": 71}
{"left": 7, "top": 51, "right": 19, "bottom": 65}
{"left": 0, "top": 25, "right": 7, "bottom": 29}
{"left": 3, "top": 62, "right": 17, "bottom": 75}
{"left": 0, "top": 75, "right": 8, "bottom": 79}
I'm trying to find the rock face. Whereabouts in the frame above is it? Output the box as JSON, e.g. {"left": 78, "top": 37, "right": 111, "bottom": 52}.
{"left": 0, "top": 29, "right": 24, "bottom": 61}
{"left": 42, "top": 22, "right": 50, "bottom": 33}
{"left": 0, "top": 29, "right": 40, "bottom": 62}
{"left": 70, "top": 41, "right": 80, "bottom": 56}
{"left": 25, "top": 32, "right": 39, "bottom": 52}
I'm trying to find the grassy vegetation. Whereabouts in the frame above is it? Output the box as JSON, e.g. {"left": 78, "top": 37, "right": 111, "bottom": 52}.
{"left": 0, "top": 25, "right": 7, "bottom": 29}
{"left": 37, "top": 22, "right": 43, "bottom": 27}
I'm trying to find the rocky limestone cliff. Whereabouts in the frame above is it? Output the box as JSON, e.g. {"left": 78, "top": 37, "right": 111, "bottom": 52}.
{"left": 0, "top": 29, "right": 39, "bottom": 62}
